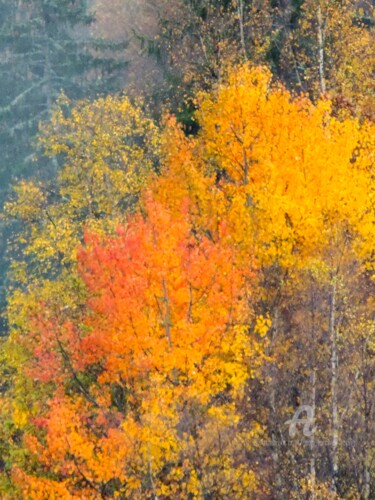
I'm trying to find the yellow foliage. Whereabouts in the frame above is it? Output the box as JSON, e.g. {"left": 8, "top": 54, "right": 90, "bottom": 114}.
{"left": 193, "top": 64, "right": 374, "bottom": 269}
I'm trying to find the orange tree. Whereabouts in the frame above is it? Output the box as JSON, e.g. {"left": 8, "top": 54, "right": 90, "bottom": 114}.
{"left": 12, "top": 194, "right": 261, "bottom": 498}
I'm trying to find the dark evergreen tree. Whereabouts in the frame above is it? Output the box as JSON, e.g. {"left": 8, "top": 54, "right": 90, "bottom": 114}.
{"left": 0, "top": 0, "right": 127, "bottom": 334}
{"left": 0, "top": 0, "right": 126, "bottom": 184}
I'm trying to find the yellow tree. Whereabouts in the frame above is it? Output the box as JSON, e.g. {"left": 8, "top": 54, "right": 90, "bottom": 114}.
{"left": 156, "top": 64, "right": 374, "bottom": 495}
{"left": 5, "top": 92, "right": 160, "bottom": 313}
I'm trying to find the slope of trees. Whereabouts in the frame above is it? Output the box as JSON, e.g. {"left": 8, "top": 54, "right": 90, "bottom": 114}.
{"left": 97, "top": 0, "right": 374, "bottom": 121}
{"left": 0, "top": 1, "right": 373, "bottom": 498}
{"left": 0, "top": 64, "right": 374, "bottom": 498}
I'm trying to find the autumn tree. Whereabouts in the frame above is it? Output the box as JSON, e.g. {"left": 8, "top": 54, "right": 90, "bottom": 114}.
{"left": 5, "top": 93, "right": 160, "bottom": 278}
{"left": 9, "top": 193, "right": 264, "bottom": 498}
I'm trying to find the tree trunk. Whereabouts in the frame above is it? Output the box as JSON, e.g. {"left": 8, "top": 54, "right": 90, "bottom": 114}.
{"left": 362, "top": 364, "right": 370, "bottom": 500}
{"left": 310, "top": 368, "right": 317, "bottom": 499}
{"left": 317, "top": 5, "right": 326, "bottom": 94}
{"left": 237, "top": 0, "right": 248, "bottom": 61}
{"left": 329, "top": 280, "right": 339, "bottom": 493}
{"left": 269, "top": 306, "right": 283, "bottom": 496}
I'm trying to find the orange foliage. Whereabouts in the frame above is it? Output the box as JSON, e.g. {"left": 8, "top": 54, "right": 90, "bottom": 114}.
{"left": 15, "top": 196, "right": 257, "bottom": 497}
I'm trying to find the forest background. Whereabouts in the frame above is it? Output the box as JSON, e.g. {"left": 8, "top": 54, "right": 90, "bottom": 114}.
{"left": 0, "top": 0, "right": 373, "bottom": 498}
